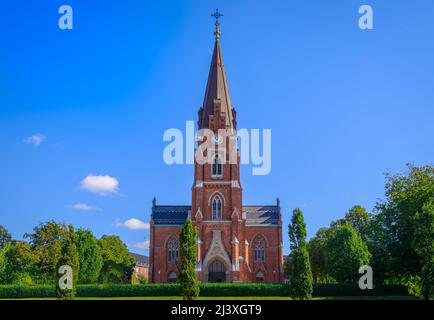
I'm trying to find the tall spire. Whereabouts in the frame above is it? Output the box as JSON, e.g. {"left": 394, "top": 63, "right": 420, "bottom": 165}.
{"left": 199, "top": 10, "right": 235, "bottom": 129}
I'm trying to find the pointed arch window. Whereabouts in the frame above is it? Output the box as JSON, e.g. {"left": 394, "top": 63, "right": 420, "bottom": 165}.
{"left": 167, "top": 237, "right": 179, "bottom": 262}
{"left": 212, "top": 154, "right": 223, "bottom": 177}
{"left": 253, "top": 236, "right": 265, "bottom": 262}
{"left": 212, "top": 196, "right": 223, "bottom": 220}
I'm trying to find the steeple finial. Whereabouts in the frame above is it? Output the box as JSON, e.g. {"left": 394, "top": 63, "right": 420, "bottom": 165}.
{"left": 211, "top": 9, "right": 223, "bottom": 40}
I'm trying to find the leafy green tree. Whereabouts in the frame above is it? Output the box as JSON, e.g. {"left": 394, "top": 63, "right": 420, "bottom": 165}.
{"left": 76, "top": 228, "right": 103, "bottom": 283}
{"left": 328, "top": 205, "right": 379, "bottom": 283}
{"left": 308, "top": 228, "right": 329, "bottom": 283}
{"left": 98, "top": 235, "right": 135, "bottom": 283}
{"left": 0, "top": 226, "right": 12, "bottom": 250}
{"left": 344, "top": 205, "right": 371, "bottom": 241}
{"left": 0, "top": 244, "right": 7, "bottom": 283}
{"left": 288, "top": 208, "right": 313, "bottom": 299}
{"left": 367, "top": 214, "right": 391, "bottom": 284}
{"left": 2, "top": 241, "right": 34, "bottom": 285}
{"left": 179, "top": 219, "right": 199, "bottom": 300}
{"left": 374, "top": 164, "right": 434, "bottom": 280}
{"left": 25, "top": 220, "right": 69, "bottom": 283}
{"left": 412, "top": 201, "right": 434, "bottom": 299}
{"left": 329, "top": 206, "right": 370, "bottom": 240}
{"left": 55, "top": 225, "right": 79, "bottom": 300}
{"left": 325, "top": 223, "right": 371, "bottom": 283}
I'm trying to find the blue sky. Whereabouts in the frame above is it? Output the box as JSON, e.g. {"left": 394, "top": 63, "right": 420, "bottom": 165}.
{"left": 1, "top": 0, "right": 433, "bottom": 255}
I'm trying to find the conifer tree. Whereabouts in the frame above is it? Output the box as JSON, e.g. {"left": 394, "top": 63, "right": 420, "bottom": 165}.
{"left": 179, "top": 219, "right": 199, "bottom": 300}
{"left": 288, "top": 208, "right": 313, "bottom": 299}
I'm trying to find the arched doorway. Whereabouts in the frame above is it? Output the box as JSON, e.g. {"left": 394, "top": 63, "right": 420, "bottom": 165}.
{"left": 208, "top": 260, "right": 226, "bottom": 283}
{"left": 168, "top": 272, "right": 177, "bottom": 283}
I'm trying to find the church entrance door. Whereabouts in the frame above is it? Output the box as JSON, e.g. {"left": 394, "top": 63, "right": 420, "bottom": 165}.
{"left": 208, "top": 260, "right": 226, "bottom": 283}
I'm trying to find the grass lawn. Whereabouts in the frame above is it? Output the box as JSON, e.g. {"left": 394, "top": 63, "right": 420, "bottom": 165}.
{"left": 3, "top": 295, "right": 418, "bottom": 300}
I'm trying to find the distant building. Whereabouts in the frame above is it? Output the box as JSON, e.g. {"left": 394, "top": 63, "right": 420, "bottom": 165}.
{"left": 130, "top": 252, "right": 149, "bottom": 280}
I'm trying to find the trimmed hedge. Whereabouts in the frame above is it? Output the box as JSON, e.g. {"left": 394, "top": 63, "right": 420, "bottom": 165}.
{"left": 313, "top": 284, "right": 409, "bottom": 297}
{"left": 0, "top": 285, "right": 56, "bottom": 299}
{"left": 199, "top": 283, "right": 288, "bottom": 297}
{"left": 0, "top": 283, "right": 408, "bottom": 299}
{"left": 77, "top": 284, "right": 180, "bottom": 297}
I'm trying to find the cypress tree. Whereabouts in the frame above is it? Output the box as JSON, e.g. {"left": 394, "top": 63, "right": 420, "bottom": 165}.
{"left": 288, "top": 208, "right": 313, "bottom": 299}
{"left": 179, "top": 219, "right": 199, "bottom": 300}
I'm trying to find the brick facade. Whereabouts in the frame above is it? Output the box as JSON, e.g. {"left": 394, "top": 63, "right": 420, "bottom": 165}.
{"left": 149, "top": 26, "right": 283, "bottom": 283}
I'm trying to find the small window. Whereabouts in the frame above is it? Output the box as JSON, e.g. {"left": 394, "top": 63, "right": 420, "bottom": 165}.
{"left": 212, "top": 154, "right": 223, "bottom": 177}
{"left": 168, "top": 272, "right": 177, "bottom": 283}
{"left": 212, "top": 196, "right": 222, "bottom": 220}
{"left": 253, "top": 236, "right": 265, "bottom": 262}
{"left": 167, "top": 237, "right": 179, "bottom": 262}
{"left": 256, "top": 272, "right": 264, "bottom": 282}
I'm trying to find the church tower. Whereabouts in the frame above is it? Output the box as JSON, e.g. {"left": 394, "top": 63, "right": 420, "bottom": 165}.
{"left": 149, "top": 10, "right": 283, "bottom": 284}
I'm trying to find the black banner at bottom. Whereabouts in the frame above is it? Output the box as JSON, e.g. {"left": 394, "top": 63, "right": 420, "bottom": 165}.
{"left": 1, "top": 299, "right": 430, "bottom": 319}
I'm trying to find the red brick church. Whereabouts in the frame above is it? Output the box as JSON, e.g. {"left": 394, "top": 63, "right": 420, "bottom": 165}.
{"left": 149, "top": 12, "right": 284, "bottom": 283}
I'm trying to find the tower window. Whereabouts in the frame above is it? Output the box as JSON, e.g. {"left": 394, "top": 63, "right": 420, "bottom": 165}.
{"left": 167, "top": 237, "right": 179, "bottom": 262}
{"left": 253, "top": 236, "right": 265, "bottom": 262}
{"left": 212, "top": 196, "right": 223, "bottom": 220}
{"left": 212, "top": 154, "right": 223, "bottom": 177}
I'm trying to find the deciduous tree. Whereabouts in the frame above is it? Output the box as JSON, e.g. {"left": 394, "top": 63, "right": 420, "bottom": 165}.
{"left": 98, "top": 235, "right": 135, "bottom": 283}
{"left": 412, "top": 201, "right": 434, "bottom": 299}
{"left": 25, "top": 220, "right": 69, "bottom": 283}
{"left": 2, "top": 240, "right": 34, "bottom": 284}
{"left": 0, "top": 226, "right": 12, "bottom": 250}
{"left": 76, "top": 228, "right": 103, "bottom": 283}
{"left": 374, "top": 164, "right": 434, "bottom": 282}
{"left": 344, "top": 205, "right": 371, "bottom": 241}
{"left": 325, "top": 223, "right": 371, "bottom": 283}
{"left": 308, "top": 228, "right": 329, "bottom": 283}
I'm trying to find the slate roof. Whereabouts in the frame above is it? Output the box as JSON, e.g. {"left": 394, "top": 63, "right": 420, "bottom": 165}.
{"left": 152, "top": 205, "right": 191, "bottom": 225}
{"left": 243, "top": 206, "right": 280, "bottom": 225}
{"left": 130, "top": 253, "right": 149, "bottom": 266}
{"left": 152, "top": 205, "right": 280, "bottom": 226}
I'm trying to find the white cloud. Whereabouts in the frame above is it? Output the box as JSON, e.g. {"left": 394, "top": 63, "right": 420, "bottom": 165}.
{"left": 134, "top": 240, "right": 150, "bottom": 250}
{"left": 70, "top": 203, "right": 101, "bottom": 212}
{"left": 81, "top": 174, "right": 119, "bottom": 195}
{"left": 115, "top": 218, "right": 149, "bottom": 231}
{"left": 24, "top": 134, "right": 46, "bottom": 147}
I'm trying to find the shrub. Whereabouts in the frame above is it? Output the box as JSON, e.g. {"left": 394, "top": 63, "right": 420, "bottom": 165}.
{"left": 313, "top": 283, "right": 409, "bottom": 297}
{"left": 77, "top": 284, "right": 180, "bottom": 297}
{"left": 199, "top": 283, "right": 289, "bottom": 297}
{"left": 0, "top": 283, "right": 409, "bottom": 299}
{"left": 0, "top": 285, "right": 55, "bottom": 299}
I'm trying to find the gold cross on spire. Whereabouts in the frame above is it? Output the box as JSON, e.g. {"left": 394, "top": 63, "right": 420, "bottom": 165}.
{"left": 211, "top": 9, "right": 223, "bottom": 40}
